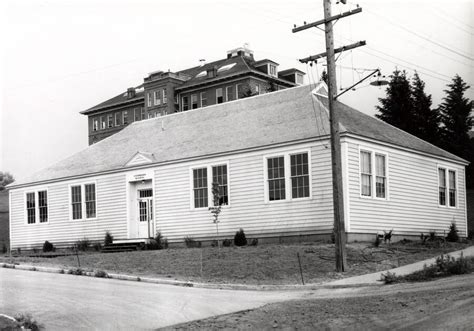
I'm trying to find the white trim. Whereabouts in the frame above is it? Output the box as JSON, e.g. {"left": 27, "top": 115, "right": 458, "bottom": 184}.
{"left": 437, "top": 164, "right": 458, "bottom": 209}
{"left": 215, "top": 87, "right": 223, "bottom": 104}
{"left": 199, "top": 92, "right": 207, "bottom": 108}
{"left": 263, "top": 148, "right": 312, "bottom": 203}
{"left": 341, "top": 140, "right": 350, "bottom": 232}
{"left": 23, "top": 188, "right": 49, "bottom": 226}
{"left": 225, "top": 85, "right": 233, "bottom": 102}
{"left": 189, "top": 161, "right": 231, "bottom": 210}
{"left": 68, "top": 181, "right": 98, "bottom": 221}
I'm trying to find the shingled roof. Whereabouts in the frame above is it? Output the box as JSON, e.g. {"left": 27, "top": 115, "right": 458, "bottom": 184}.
{"left": 12, "top": 84, "right": 466, "bottom": 187}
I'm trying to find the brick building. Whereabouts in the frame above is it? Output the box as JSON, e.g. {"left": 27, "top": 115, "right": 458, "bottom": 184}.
{"left": 82, "top": 46, "right": 306, "bottom": 145}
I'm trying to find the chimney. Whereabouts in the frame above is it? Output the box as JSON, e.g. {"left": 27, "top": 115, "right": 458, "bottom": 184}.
{"left": 226, "top": 45, "right": 254, "bottom": 60}
{"left": 127, "top": 87, "right": 136, "bottom": 99}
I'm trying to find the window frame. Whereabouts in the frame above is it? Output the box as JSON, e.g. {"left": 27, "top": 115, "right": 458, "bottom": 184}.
{"left": 191, "top": 94, "right": 198, "bottom": 109}
{"left": 263, "top": 149, "right": 312, "bottom": 203}
{"left": 200, "top": 92, "right": 207, "bottom": 108}
{"left": 163, "top": 89, "right": 167, "bottom": 104}
{"left": 216, "top": 88, "right": 223, "bottom": 104}
{"left": 69, "top": 182, "right": 98, "bottom": 221}
{"left": 358, "top": 147, "right": 389, "bottom": 200}
{"left": 147, "top": 93, "right": 152, "bottom": 107}
{"left": 93, "top": 118, "right": 99, "bottom": 131}
{"left": 24, "top": 189, "right": 49, "bottom": 225}
{"left": 182, "top": 96, "right": 189, "bottom": 111}
{"left": 123, "top": 111, "right": 129, "bottom": 125}
{"left": 115, "top": 112, "right": 121, "bottom": 126}
{"left": 154, "top": 90, "right": 161, "bottom": 106}
{"left": 438, "top": 166, "right": 458, "bottom": 208}
{"left": 189, "top": 161, "right": 231, "bottom": 210}
{"left": 226, "top": 86, "right": 234, "bottom": 101}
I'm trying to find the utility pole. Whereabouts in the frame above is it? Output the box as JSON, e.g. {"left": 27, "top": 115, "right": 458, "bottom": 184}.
{"left": 293, "top": 0, "right": 364, "bottom": 272}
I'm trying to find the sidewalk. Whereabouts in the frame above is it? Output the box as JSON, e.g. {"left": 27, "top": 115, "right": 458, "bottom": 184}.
{"left": 2, "top": 245, "right": 473, "bottom": 291}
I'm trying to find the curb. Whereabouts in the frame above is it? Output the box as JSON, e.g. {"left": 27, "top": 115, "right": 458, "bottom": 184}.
{"left": 0, "top": 262, "right": 385, "bottom": 291}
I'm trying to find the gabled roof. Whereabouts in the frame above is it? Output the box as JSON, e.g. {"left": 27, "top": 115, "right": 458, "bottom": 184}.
{"left": 12, "top": 84, "right": 466, "bottom": 187}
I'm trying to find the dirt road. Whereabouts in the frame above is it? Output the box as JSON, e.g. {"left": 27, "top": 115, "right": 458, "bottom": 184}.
{"left": 167, "top": 274, "right": 474, "bottom": 330}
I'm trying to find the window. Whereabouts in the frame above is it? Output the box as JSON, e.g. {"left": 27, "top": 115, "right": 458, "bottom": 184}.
{"left": 26, "top": 192, "right": 36, "bottom": 224}
{"left": 182, "top": 96, "right": 189, "bottom": 111}
{"left": 290, "top": 153, "right": 310, "bottom": 198}
{"left": 360, "top": 150, "right": 388, "bottom": 199}
{"left": 449, "top": 170, "right": 456, "bottom": 207}
{"left": 140, "top": 107, "right": 146, "bottom": 120}
{"left": 439, "top": 167, "right": 456, "bottom": 207}
{"left": 71, "top": 183, "right": 96, "bottom": 220}
{"left": 100, "top": 116, "right": 106, "bottom": 130}
{"left": 375, "top": 154, "right": 386, "bottom": 198}
{"left": 200, "top": 92, "right": 207, "bottom": 107}
{"left": 216, "top": 88, "right": 223, "bottom": 104}
{"left": 163, "top": 89, "right": 167, "bottom": 104}
{"left": 212, "top": 165, "right": 228, "bottom": 205}
{"left": 269, "top": 64, "right": 277, "bottom": 77}
{"left": 148, "top": 111, "right": 155, "bottom": 119}
{"left": 193, "top": 168, "right": 208, "bottom": 208}
{"left": 85, "top": 183, "right": 96, "bottom": 218}
{"left": 93, "top": 119, "right": 99, "bottom": 131}
{"left": 191, "top": 94, "right": 198, "bottom": 109}
{"left": 255, "top": 85, "right": 260, "bottom": 95}
{"left": 115, "top": 112, "right": 121, "bottom": 126}
{"left": 226, "top": 86, "right": 234, "bottom": 101}
{"left": 154, "top": 90, "right": 161, "bottom": 106}
{"left": 236, "top": 84, "right": 244, "bottom": 99}
{"left": 134, "top": 108, "right": 140, "bottom": 121}
{"left": 107, "top": 114, "right": 113, "bottom": 128}
{"left": 123, "top": 111, "right": 129, "bottom": 125}
{"left": 267, "top": 156, "right": 286, "bottom": 201}
{"left": 360, "top": 151, "right": 372, "bottom": 197}
{"left": 296, "top": 73, "right": 304, "bottom": 85}
{"left": 147, "top": 93, "right": 152, "bottom": 107}
{"left": 38, "top": 191, "right": 48, "bottom": 223}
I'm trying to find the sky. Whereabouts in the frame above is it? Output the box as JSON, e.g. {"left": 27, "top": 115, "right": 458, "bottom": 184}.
{"left": 1, "top": 0, "right": 473, "bottom": 180}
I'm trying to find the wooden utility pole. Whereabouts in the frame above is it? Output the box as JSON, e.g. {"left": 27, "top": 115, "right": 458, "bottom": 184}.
{"left": 293, "top": 0, "right": 364, "bottom": 272}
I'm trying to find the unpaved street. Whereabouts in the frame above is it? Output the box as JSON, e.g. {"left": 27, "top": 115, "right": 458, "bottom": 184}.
{"left": 167, "top": 274, "right": 474, "bottom": 330}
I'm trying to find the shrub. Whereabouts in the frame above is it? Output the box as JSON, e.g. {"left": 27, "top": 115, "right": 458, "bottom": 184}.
{"left": 223, "top": 239, "right": 232, "bottom": 247}
{"left": 446, "top": 223, "right": 459, "bottom": 242}
{"left": 162, "top": 237, "right": 169, "bottom": 249}
{"left": 374, "top": 234, "right": 381, "bottom": 247}
{"left": 75, "top": 238, "right": 90, "bottom": 251}
{"left": 68, "top": 268, "right": 84, "bottom": 276}
{"left": 59, "top": 269, "right": 65, "bottom": 274}
{"left": 380, "top": 271, "right": 398, "bottom": 284}
{"left": 146, "top": 231, "right": 168, "bottom": 250}
{"left": 42, "top": 241, "right": 54, "bottom": 253}
{"left": 184, "top": 236, "right": 201, "bottom": 248}
{"left": 104, "top": 231, "right": 113, "bottom": 246}
{"left": 429, "top": 230, "right": 437, "bottom": 241}
{"left": 94, "top": 270, "right": 108, "bottom": 278}
{"left": 211, "top": 240, "right": 218, "bottom": 247}
{"left": 93, "top": 243, "right": 102, "bottom": 251}
{"left": 234, "top": 228, "right": 247, "bottom": 247}
{"left": 250, "top": 238, "right": 259, "bottom": 246}
{"left": 14, "top": 313, "right": 43, "bottom": 331}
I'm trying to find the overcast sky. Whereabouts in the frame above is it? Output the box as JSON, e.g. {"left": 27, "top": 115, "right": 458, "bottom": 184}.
{"left": 1, "top": 0, "right": 472, "bottom": 180}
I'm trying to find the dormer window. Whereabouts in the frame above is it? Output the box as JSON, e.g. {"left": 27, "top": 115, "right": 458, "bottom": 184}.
{"left": 269, "top": 64, "right": 277, "bottom": 77}
{"left": 207, "top": 68, "right": 217, "bottom": 78}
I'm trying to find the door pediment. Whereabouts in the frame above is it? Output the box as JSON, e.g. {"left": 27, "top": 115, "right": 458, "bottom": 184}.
{"left": 125, "top": 151, "right": 156, "bottom": 167}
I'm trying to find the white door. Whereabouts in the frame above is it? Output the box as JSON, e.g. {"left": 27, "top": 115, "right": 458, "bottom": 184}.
{"left": 137, "top": 189, "right": 153, "bottom": 238}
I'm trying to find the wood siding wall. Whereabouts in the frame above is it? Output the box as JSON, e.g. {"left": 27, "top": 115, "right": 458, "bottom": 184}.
{"left": 9, "top": 174, "right": 127, "bottom": 249}
{"left": 154, "top": 141, "right": 334, "bottom": 242}
{"left": 345, "top": 138, "right": 467, "bottom": 237}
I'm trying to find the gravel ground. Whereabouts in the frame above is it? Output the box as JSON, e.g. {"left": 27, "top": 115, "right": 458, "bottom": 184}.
{"left": 165, "top": 274, "right": 474, "bottom": 330}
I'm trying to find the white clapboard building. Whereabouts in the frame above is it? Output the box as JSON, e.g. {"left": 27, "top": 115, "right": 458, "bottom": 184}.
{"left": 8, "top": 83, "right": 468, "bottom": 249}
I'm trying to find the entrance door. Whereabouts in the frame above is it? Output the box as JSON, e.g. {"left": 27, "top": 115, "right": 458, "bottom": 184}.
{"left": 137, "top": 189, "right": 153, "bottom": 238}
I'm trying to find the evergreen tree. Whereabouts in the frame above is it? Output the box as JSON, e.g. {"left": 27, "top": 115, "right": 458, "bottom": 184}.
{"left": 411, "top": 72, "right": 440, "bottom": 144}
{"left": 375, "top": 70, "right": 415, "bottom": 133}
{"left": 438, "top": 75, "right": 473, "bottom": 187}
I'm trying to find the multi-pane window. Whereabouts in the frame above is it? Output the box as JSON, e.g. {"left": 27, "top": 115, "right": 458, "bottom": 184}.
{"left": 290, "top": 153, "right": 310, "bottom": 198}
{"left": 71, "top": 183, "right": 96, "bottom": 219}
{"left": 193, "top": 168, "right": 208, "bottom": 208}
{"left": 93, "top": 119, "right": 99, "bottom": 131}
{"left": 26, "top": 192, "right": 36, "bottom": 224}
{"left": 226, "top": 86, "right": 234, "bottom": 101}
{"left": 182, "top": 96, "right": 189, "bottom": 111}
{"left": 269, "top": 64, "right": 277, "bottom": 76}
{"left": 212, "top": 165, "right": 228, "bottom": 205}
{"left": 85, "top": 184, "right": 96, "bottom": 218}
{"left": 438, "top": 168, "right": 447, "bottom": 205}
{"left": 449, "top": 170, "right": 456, "bottom": 207}
{"left": 154, "top": 90, "right": 161, "bottom": 106}
{"left": 375, "top": 154, "right": 386, "bottom": 198}
{"left": 100, "top": 116, "right": 106, "bottom": 130}
{"left": 134, "top": 108, "right": 140, "bottom": 121}
{"left": 115, "top": 112, "right": 121, "bottom": 126}
{"left": 38, "top": 191, "right": 48, "bottom": 223}
{"left": 107, "top": 114, "right": 113, "bottom": 128}
{"left": 71, "top": 186, "right": 82, "bottom": 220}
{"left": 147, "top": 93, "right": 152, "bottom": 107}
{"left": 360, "top": 151, "right": 372, "bottom": 197}
{"left": 200, "top": 92, "right": 207, "bottom": 107}
{"left": 255, "top": 85, "right": 260, "bottom": 95}
{"left": 267, "top": 156, "right": 286, "bottom": 201}
{"left": 216, "top": 88, "right": 223, "bottom": 104}
{"left": 123, "top": 111, "right": 129, "bottom": 125}
{"left": 163, "top": 89, "right": 167, "bottom": 104}
{"left": 141, "top": 107, "right": 146, "bottom": 120}
{"left": 191, "top": 94, "right": 198, "bottom": 109}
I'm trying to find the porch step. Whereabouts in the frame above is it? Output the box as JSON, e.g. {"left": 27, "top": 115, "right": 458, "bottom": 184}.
{"left": 100, "top": 239, "right": 153, "bottom": 253}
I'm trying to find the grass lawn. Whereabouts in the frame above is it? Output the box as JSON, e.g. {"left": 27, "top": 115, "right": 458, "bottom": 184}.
{"left": 1, "top": 241, "right": 471, "bottom": 285}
